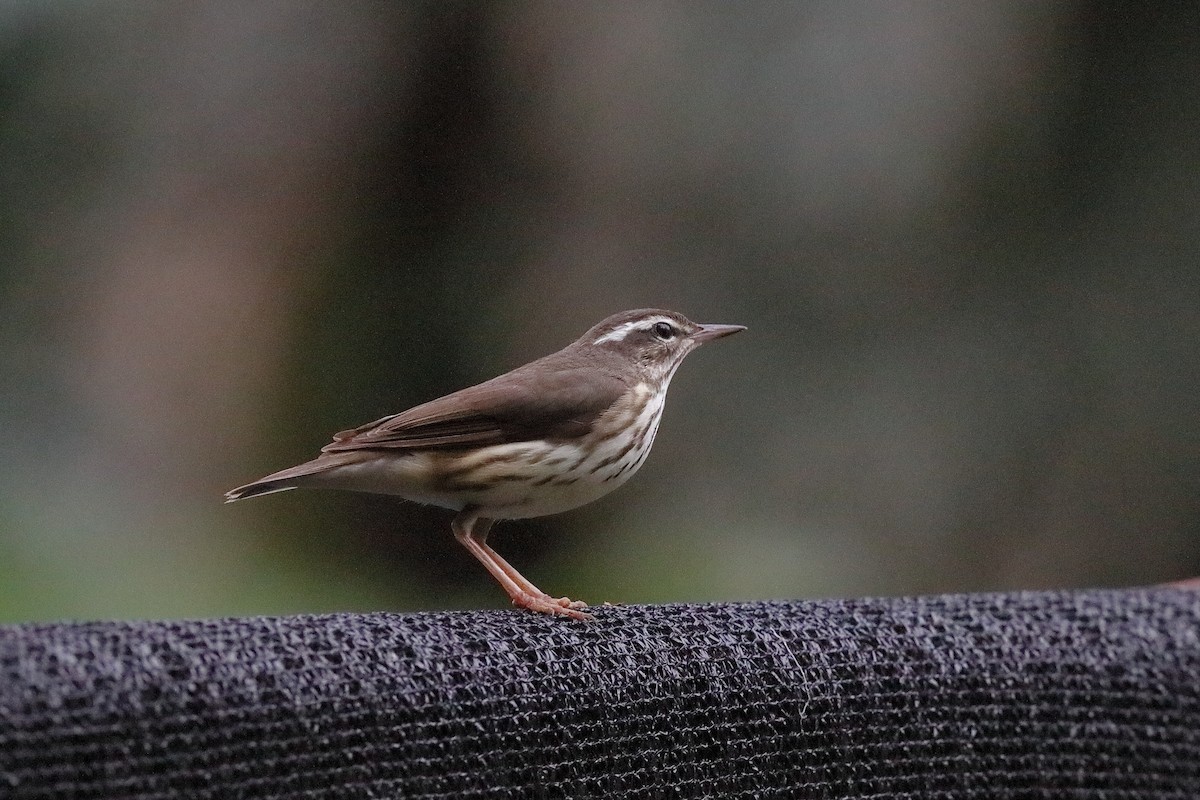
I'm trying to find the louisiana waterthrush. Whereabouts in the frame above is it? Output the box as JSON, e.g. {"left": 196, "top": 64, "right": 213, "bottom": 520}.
{"left": 226, "top": 308, "right": 745, "bottom": 620}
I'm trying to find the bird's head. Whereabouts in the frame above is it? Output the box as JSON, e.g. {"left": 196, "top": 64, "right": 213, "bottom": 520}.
{"left": 580, "top": 308, "right": 745, "bottom": 383}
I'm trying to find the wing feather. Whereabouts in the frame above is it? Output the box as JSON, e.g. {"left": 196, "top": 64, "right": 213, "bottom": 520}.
{"left": 321, "top": 353, "right": 627, "bottom": 454}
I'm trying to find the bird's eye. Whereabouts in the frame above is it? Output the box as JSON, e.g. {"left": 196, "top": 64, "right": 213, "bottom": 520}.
{"left": 652, "top": 321, "right": 676, "bottom": 339}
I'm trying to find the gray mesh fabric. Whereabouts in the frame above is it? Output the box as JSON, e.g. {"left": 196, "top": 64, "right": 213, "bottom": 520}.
{"left": 2, "top": 589, "right": 1199, "bottom": 798}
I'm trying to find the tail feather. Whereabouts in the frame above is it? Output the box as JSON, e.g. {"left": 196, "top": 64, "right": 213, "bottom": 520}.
{"left": 224, "top": 481, "right": 297, "bottom": 503}
{"left": 224, "top": 454, "right": 355, "bottom": 503}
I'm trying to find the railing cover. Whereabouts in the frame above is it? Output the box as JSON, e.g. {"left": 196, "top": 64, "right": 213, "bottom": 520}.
{"left": 2, "top": 589, "right": 1198, "bottom": 798}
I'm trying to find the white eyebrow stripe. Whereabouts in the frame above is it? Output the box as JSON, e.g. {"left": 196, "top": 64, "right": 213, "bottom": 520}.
{"left": 593, "top": 316, "right": 674, "bottom": 345}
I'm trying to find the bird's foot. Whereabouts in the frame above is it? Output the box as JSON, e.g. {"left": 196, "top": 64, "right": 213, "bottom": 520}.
{"left": 511, "top": 592, "right": 593, "bottom": 621}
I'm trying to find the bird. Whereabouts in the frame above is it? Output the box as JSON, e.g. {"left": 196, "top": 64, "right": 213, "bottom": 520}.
{"left": 225, "top": 308, "right": 745, "bottom": 620}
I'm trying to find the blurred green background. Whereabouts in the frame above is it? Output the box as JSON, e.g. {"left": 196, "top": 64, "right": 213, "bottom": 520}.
{"left": 1, "top": 3, "right": 1197, "bottom": 623}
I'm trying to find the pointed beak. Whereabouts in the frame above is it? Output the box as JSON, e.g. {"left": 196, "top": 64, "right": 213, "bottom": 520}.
{"left": 689, "top": 322, "right": 747, "bottom": 344}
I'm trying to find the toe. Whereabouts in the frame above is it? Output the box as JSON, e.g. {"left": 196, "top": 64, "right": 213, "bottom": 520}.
{"left": 511, "top": 592, "right": 594, "bottom": 621}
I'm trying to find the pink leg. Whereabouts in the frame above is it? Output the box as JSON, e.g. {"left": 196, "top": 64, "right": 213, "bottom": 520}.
{"left": 452, "top": 510, "right": 592, "bottom": 621}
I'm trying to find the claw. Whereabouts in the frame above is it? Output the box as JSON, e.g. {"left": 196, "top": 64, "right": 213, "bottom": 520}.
{"left": 511, "top": 592, "right": 594, "bottom": 621}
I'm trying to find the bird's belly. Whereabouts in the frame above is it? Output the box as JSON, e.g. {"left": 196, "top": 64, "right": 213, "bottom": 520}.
{"left": 489, "top": 470, "right": 629, "bottom": 519}
{"left": 440, "top": 436, "right": 655, "bottom": 519}
{"left": 311, "top": 441, "right": 650, "bottom": 519}
{"left": 314, "top": 395, "right": 664, "bottom": 520}
{"left": 481, "top": 389, "right": 664, "bottom": 519}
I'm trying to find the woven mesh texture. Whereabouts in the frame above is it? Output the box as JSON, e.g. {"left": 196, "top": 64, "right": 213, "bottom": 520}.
{"left": 1, "top": 589, "right": 1198, "bottom": 799}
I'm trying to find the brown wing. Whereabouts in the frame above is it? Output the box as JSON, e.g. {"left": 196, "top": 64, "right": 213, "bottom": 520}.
{"left": 320, "top": 352, "right": 628, "bottom": 454}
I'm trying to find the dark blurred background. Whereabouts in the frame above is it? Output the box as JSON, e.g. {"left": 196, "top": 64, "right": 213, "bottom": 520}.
{"left": 1, "top": 2, "right": 1197, "bottom": 623}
